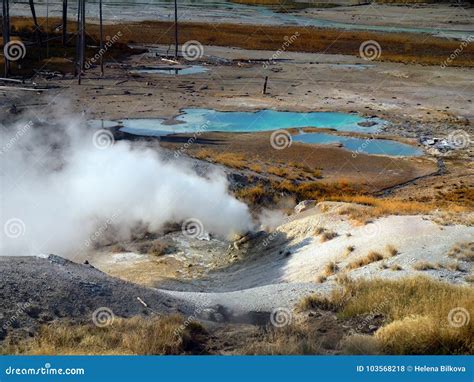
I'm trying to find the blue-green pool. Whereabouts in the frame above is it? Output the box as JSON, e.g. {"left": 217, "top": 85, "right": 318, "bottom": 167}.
{"left": 114, "top": 108, "right": 384, "bottom": 136}
{"left": 293, "top": 132, "right": 423, "bottom": 157}
{"left": 89, "top": 109, "right": 422, "bottom": 157}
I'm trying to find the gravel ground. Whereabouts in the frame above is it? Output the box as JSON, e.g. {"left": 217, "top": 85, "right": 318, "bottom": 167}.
{"left": 0, "top": 255, "right": 187, "bottom": 341}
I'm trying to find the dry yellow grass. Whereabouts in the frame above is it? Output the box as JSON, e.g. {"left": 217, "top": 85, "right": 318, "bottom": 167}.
{"left": 299, "top": 276, "right": 473, "bottom": 354}
{"left": 338, "top": 277, "right": 474, "bottom": 354}
{"left": 386, "top": 244, "right": 399, "bottom": 257}
{"left": 340, "top": 334, "right": 382, "bottom": 355}
{"left": 320, "top": 231, "right": 338, "bottom": 243}
{"left": 297, "top": 289, "right": 347, "bottom": 312}
{"left": 347, "top": 251, "right": 384, "bottom": 270}
{"left": 9, "top": 15, "right": 474, "bottom": 68}
{"left": 276, "top": 180, "right": 359, "bottom": 202}
{"left": 335, "top": 196, "right": 439, "bottom": 222}
{"left": 344, "top": 245, "right": 355, "bottom": 256}
{"left": 243, "top": 322, "right": 321, "bottom": 355}
{"left": 235, "top": 184, "right": 266, "bottom": 204}
{"left": 321, "top": 261, "right": 339, "bottom": 277}
{"left": 213, "top": 153, "right": 247, "bottom": 169}
{"left": 2, "top": 315, "right": 206, "bottom": 355}
{"left": 448, "top": 242, "right": 474, "bottom": 262}
{"left": 248, "top": 164, "right": 263, "bottom": 173}
{"left": 413, "top": 261, "right": 438, "bottom": 271}
{"left": 315, "top": 275, "right": 327, "bottom": 283}
{"left": 267, "top": 166, "right": 289, "bottom": 178}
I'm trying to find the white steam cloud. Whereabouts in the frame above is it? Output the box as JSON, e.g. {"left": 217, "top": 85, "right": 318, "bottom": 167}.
{"left": 0, "top": 105, "right": 252, "bottom": 256}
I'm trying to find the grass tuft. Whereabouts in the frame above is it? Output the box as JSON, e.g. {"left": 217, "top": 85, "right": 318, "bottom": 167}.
{"left": 347, "top": 251, "right": 384, "bottom": 270}
{"left": 1, "top": 315, "right": 207, "bottom": 355}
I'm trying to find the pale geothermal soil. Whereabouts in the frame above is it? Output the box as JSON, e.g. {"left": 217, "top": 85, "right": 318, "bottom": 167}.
{"left": 1, "top": 201, "right": 472, "bottom": 335}
{"left": 82, "top": 202, "right": 473, "bottom": 320}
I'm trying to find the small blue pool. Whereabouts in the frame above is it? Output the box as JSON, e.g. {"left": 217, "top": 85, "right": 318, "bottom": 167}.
{"left": 293, "top": 132, "right": 423, "bottom": 157}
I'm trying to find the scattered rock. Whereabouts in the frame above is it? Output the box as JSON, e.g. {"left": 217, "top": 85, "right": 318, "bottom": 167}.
{"left": 294, "top": 200, "right": 315, "bottom": 214}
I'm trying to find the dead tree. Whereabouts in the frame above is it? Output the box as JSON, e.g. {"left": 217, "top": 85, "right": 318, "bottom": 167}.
{"left": 99, "top": 0, "right": 103, "bottom": 76}
{"left": 262, "top": 76, "right": 268, "bottom": 95}
{"left": 29, "top": 0, "right": 42, "bottom": 53}
{"left": 74, "top": 0, "right": 80, "bottom": 76}
{"left": 2, "top": 0, "right": 10, "bottom": 76}
{"left": 62, "top": 0, "right": 68, "bottom": 46}
{"left": 174, "top": 0, "right": 178, "bottom": 59}
{"left": 76, "top": 0, "right": 84, "bottom": 83}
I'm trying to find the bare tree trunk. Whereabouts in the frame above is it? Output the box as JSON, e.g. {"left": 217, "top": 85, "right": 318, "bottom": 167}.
{"left": 62, "top": 0, "right": 68, "bottom": 46}
{"left": 29, "top": 0, "right": 42, "bottom": 55}
{"left": 75, "top": 0, "right": 82, "bottom": 82}
{"left": 99, "top": 0, "right": 103, "bottom": 76}
{"left": 80, "top": 0, "right": 85, "bottom": 74}
{"left": 2, "top": 0, "right": 10, "bottom": 77}
{"left": 174, "top": 0, "right": 178, "bottom": 59}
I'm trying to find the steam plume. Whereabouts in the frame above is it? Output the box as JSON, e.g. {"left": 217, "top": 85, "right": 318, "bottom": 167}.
{"left": 0, "top": 104, "right": 252, "bottom": 256}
